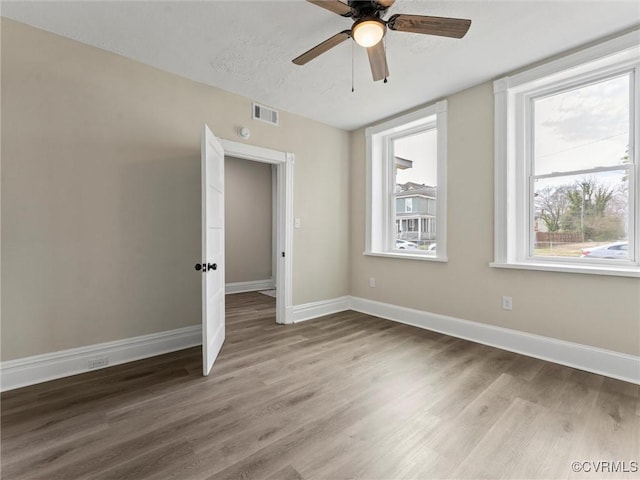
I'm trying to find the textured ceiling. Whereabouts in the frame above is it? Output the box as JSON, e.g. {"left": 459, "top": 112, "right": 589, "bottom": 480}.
{"left": 3, "top": 1, "right": 639, "bottom": 130}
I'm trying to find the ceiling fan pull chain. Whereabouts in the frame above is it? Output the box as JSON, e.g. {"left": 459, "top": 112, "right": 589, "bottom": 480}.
{"left": 351, "top": 39, "right": 355, "bottom": 93}
{"left": 383, "top": 37, "right": 388, "bottom": 84}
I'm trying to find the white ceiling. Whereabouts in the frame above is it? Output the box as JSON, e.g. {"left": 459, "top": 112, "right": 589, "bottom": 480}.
{"left": 3, "top": 1, "right": 639, "bottom": 130}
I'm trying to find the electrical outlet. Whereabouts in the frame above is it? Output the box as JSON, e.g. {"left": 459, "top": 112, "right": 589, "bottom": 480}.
{"left": 369, "top": 277, "right": 376, "bottom": 288}
{"left": 502, "top": 296, "right": 513, "bottom": 311}
{"left": 87, "top": 357, "right": 109, "bottom": 370}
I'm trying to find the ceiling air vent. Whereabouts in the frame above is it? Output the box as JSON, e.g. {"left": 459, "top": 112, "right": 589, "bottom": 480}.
{"left": 253, "top": 102, "right": 279, "bottom": 126}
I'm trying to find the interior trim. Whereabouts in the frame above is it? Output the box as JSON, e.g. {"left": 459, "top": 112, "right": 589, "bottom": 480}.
{"left": 225, "top": 279, "right": 276, "bottom": 294}
{"left": 350, "top": 296, "right": 640, "bottom": 385}
{"left": 287, "top": 296, "right": 352, "bottom": 323}
{"left": 3, "top": 295, "right": 637, "bottom": 391}
{"left": 0, "top": 326, "right": 201, "bottom": 392}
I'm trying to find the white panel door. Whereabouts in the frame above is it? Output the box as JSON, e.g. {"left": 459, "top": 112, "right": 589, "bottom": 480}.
{"left": 201, "top": 125, "right": 225, "bottom": 376}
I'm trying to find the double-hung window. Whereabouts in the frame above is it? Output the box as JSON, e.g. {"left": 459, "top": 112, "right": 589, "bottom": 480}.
{"left": 493, "top": 32, "right": 639, "bottom": 277}
{"left": 365, "top": 101, "right": 447, "bottom": 260}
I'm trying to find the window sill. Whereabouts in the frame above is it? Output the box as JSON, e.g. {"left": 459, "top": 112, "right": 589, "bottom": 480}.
{"left": 364, "top": 251, "right": 448, "bottom": 262}
{"left": 489, "top": 261, "right": 640, "bottom": 278}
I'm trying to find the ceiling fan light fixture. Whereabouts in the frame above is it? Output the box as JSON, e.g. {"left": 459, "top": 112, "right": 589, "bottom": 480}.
{"left": 352, "top": 18, "right": 386, "bottom": 48}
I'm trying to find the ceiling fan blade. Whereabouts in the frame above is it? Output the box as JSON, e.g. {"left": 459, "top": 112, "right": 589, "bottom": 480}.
{"left": 292, "top": 30, "right": 351, "bottom": 65}
{"left": 307, "top": 0, "right": 354, "bottom": 17}
{"left": 367, "top": 41, "right": 389, "bottom": 82}
{"left": 387, "top": 14, "right": 471, "bottom": 38}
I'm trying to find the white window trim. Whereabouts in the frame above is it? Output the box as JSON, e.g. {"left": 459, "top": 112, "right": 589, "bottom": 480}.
{"left": 492, "top": 30, "right": 640, "bottom": 278}
{"left": 365, "top": 100, "right": 448, "bottom": 261}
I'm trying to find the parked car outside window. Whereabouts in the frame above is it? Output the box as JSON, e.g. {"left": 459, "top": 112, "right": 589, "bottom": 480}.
{"left": 580, "top": 241, "right": 628, "bottom": 259}
{"left": 395, "top": 240, "right": 419, "bottom": 250}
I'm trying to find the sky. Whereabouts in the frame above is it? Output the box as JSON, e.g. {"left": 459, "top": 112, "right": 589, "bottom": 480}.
{"left": 534, "top": 72, "right": 629, "bottom": 177}
{"left": 392, "top": 72, "right": 630, "bottom": 192}
{"left": 393, "top": 128, "right": 438, "bottom": 186}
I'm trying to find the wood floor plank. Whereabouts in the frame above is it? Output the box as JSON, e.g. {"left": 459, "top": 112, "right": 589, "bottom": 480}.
{"left": 451, "top": 397, "right": 578, "bottom": 479}
{"left": 2, "top": 291, "right": 638, "bottom": 480}
{"left": 266, "top": 465, "right": 304, "bottom": 480}
{"left": 144, "top": 330, "right": 445, "bottom": 479}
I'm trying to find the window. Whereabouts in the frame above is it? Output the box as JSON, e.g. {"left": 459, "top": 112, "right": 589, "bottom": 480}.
{"left": 365, "top": 101, "right": 447, "bottom": 260}
{"left": 405, "top": 198, "right": 413, "bottom": 213}
{"left": 493, "top": 32, "right": 639, "bottom": 277}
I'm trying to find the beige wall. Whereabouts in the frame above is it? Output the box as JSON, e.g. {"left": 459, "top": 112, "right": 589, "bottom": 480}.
{"left": 224, "top": 156, "right": 272, "bottom": 284}
{"left": 1, "top": 19, "right": 350, "bottom": 360}
{"left": 3, "top": 18, "right": 636, "bottom": 364}
{"left": 350, "top": 82, "right": 640, "bottom": 356}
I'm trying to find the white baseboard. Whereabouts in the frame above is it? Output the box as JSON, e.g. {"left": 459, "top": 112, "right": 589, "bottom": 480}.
{"left": 3, "top": 296, "right": 637, "bottom": 391}
{"left": 0, "top": 325, "right": 201, "bottom": 392}
{"left": 350, "top": 296, "right": 640, "bottom": 385}
{"left": 288, "top": 296, "right": 352, "bottom": 323}
{"left": 225, "top": 279, "right": 275, "bottom": 294}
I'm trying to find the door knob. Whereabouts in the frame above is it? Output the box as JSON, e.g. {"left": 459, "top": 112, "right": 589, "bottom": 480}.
{"left": 194, "top": 263, "right": 218, "bottom": 272}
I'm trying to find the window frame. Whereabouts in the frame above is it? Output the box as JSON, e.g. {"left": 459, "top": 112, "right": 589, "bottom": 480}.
{"left": 493, "top": 31, "right": 640, "bottom": 277}
{"left": 365, "top": 101, "right": 448, "bottom": 261}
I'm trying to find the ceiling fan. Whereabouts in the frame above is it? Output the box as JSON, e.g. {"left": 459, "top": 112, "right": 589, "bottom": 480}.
{"left": 292, "top": 0, "right": 472, "bottom": 82}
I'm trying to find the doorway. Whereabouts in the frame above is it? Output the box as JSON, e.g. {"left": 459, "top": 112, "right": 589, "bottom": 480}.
{"left": 224, "top": 157, "right": 275, "bottom": 295}
{"left": 220, "top": 139, "right": 293, "bottom": 325}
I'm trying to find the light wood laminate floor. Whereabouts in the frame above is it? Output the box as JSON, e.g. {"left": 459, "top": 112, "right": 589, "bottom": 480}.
{"left": 2, "top": 292, "right": 638, "bottom": 479}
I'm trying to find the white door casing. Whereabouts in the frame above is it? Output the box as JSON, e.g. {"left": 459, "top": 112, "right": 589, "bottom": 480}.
{"left": 202, "top": 125, "right": 226, "bottom": 376}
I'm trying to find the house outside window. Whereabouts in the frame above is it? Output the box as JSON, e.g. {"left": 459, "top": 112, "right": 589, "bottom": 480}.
{"left": 365, "top": 101, "right": 447, "bottom": 260}
{"left": 395, "top": 183, "right": 437, "bottom": 244}
{"left": 493, "top": 32, "right": 639, "bottom": 277}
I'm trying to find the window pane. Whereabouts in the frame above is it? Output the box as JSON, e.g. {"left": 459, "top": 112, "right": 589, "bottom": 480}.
{"left": 392, "top": 129, "right": 437, "bottom": 251}
{"left": 533, "top": 74, "right": 630, "bottom": 176}
{"left": 533, "top": 170, "right": 629, "bottom": 259}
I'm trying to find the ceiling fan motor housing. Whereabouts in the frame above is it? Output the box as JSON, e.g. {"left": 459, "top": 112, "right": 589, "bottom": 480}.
{"left": 347, "top": 0, "right": 389, "bottom": 19}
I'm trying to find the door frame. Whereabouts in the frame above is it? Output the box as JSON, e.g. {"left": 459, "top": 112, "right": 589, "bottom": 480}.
{"left": 220, "top": 139, "right": 294, "bottom": 324}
